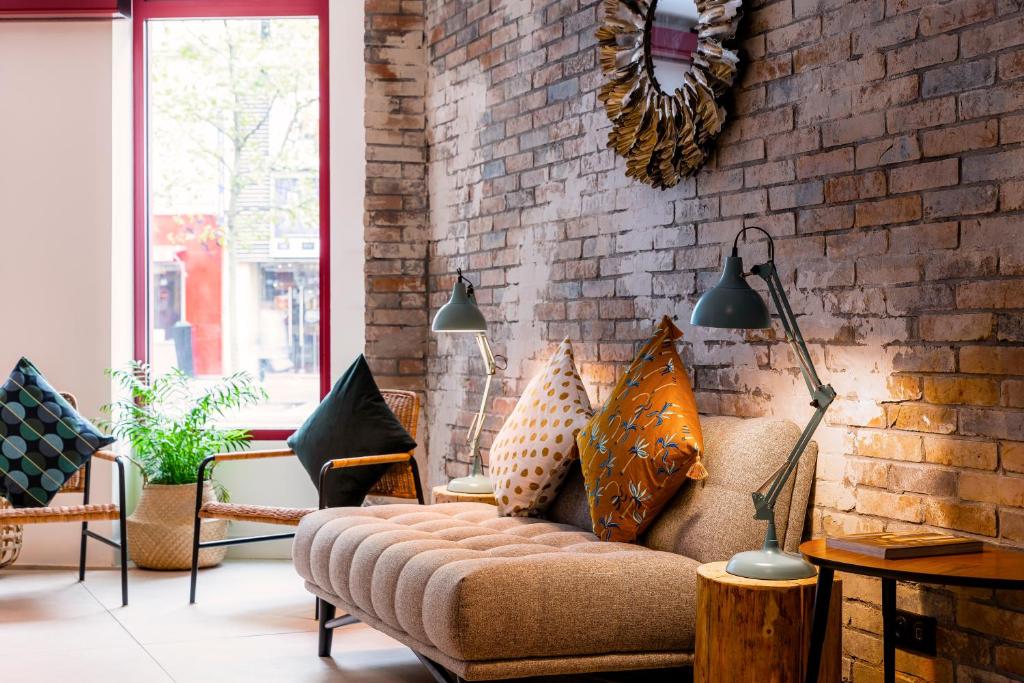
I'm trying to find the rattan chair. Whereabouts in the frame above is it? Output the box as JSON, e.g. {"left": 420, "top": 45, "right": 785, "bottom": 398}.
{"left": 0, "top": 393, "right": 130, "bottom": 606}
{"left": 188, "top": 389, "right": 424, "bottom": 603}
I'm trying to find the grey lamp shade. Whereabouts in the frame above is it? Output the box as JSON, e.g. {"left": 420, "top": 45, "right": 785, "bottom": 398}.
{"left": 690, "top": 256, "right": 771, "bottom": 329}
{"left": 432, "top": 280, "right": 487, "bottom": 333}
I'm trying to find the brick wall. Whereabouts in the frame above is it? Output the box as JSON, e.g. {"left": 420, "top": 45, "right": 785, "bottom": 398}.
{"left": 363, "top": 0, "right": 429, "bottom": 392}
{"left": 414, "top": 0, "right": 1024, "bottom": 679}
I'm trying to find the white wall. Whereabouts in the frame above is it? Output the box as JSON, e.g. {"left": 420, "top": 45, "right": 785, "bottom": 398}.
{"left": 0, "top": 19, "right": 134, "bottom": 566}
{"left": 0, "top": 2, "right": 366, "bottom": 565}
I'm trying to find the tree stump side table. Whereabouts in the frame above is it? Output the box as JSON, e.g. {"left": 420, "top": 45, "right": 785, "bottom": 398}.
{"left": 431, "top": 485, "right": 497, "bottom": 506}
{"left": 695, "top": 561, "right": 843, "bottom": 683}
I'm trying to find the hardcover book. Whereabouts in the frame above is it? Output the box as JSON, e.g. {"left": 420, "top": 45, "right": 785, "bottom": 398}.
{"left": 826, "top": 532, "right": 983, "bottom": 560}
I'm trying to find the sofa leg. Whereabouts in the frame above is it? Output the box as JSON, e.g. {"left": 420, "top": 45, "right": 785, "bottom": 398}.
{"left": 414, "top": 653, "right": 462, "bottom": 683}
{"left": 318, "top": 601, "right": 336, "bottom": 657}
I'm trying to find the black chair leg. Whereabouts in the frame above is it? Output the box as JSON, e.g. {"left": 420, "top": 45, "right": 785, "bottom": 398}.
{"left": 188, "top": 523, "right": 201, "bottom": 604}
{"left": 78, "top": 521, "right": 88, "bottom": 581}
{"left": 318, "top": 601, "right": 336, "bottom": 657}
{"left": 119, "top": 517, "right": 129, "bottom": 607}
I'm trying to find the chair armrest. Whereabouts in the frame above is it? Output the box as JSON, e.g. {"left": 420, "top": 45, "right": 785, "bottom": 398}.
{"left": 92, "top": 449, "right": 119, "bottom": 462}
{"left": 323, "top": 452, "right": 412, "bottom": 470}
{"left": 214, "top": 449, "right": 295, "bottom": 462}
{"left": 317, "top": 453, "right": 413, "bottom": 509}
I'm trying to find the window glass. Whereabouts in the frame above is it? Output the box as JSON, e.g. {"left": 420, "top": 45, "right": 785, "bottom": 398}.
{"left": 146, "top": 17, "right": 321, "bottom": 429}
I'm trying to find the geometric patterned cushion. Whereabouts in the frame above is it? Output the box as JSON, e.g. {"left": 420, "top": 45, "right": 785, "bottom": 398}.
{"left": 577, "top": 317, "right": 704, "bottom": 542}
{"left": 0, "top": 358, "right": 114, "bottom": 508}
{"left": 489, "top": 338, "right": 592, "bottom": 517}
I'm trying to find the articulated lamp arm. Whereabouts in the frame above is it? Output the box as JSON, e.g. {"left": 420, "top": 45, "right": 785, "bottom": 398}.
{"left": 749, "top": 260, "right": 836, "bottom": 523}
{"left": 466, "top": 333, "right": 497, "bottom": 472}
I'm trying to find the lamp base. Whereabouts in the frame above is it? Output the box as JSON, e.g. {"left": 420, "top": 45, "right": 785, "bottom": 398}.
{"left": 726, "top": 546, "right": 817, "bottom": 580}
{"left": 446, "top": 473, "right": 494, "bottom": 494}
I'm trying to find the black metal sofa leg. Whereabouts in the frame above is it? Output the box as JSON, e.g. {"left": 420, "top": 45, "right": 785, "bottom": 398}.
{"left": 318, "top": 601, "right": 336, "bottom": 657}
{"left": 78, "top": 521, "right": 88, "bottom": 581}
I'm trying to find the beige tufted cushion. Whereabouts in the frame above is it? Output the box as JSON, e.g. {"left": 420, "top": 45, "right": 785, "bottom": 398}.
{"left": 294, "top": 502, "right": 700, "bottom": 662}
{"left": 489, "top": 338, "right": 592, "bottom": 516}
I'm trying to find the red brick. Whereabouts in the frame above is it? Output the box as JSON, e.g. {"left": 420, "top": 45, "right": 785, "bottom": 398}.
{"left": 890, "top": 159, "right": 958, "bottom": 194}
{"left": 824, "top": 171, "right": 886, "bottom": 202}
{"left": 921, "top": 120, "right": 999, "bottom": 157}
{"left": 922, "top": 436, "right": 998, "bottom": 470}
{"left": 796, "top": 148, "right": 855, "bottom": 179}
{"left": 922, "top": 376, "right": 1000, "bottom": 406}
{"left": 854, "top": 196, "right": 922, "bottom": 227}
{"left": 923, "top": 499, "right": 997, "bottom": 535}
{"left": 921, "top": 0, "right": 995, "bottom": 35}
{"left": 960, "top": 472, "right": 1024, "bottom": 506}
{"left": 886, "top": 34, "right": 958, "bottom": 75}
{"left": 887, "top": 97, "right": 957, "bottom": 134}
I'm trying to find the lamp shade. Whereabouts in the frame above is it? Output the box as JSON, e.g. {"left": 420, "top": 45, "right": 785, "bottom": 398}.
{"left": 432, "top": 279, "right": 487, "bottom": 332}
{"left": 690, "top": 256, "right": 771, "bottom": 329}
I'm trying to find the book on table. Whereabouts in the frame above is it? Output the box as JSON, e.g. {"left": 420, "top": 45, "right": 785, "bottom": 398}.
{"left": 826, "top": 532, "right": 983, "bottom": 559}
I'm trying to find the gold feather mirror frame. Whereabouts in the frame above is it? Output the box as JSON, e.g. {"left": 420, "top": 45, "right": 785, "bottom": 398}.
{"left": 597, "top": 0, "right": 742, "bottom": 188}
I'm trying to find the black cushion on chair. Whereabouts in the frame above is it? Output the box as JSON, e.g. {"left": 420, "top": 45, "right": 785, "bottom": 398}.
{"left": 288, "top": 355, "right": 417, "bottom": 508}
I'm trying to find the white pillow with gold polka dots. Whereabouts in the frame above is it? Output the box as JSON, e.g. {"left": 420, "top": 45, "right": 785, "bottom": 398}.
{"left": 490, "top": 338, "right": 592, "bottom": 517}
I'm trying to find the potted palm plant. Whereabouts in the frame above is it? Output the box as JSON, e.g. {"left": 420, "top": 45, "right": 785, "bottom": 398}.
{"left": 103, "top": 362, "right": 266, "bottom": 570}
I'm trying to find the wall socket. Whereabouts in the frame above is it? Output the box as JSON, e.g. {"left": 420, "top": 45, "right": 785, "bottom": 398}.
{"left": 893, "top": 610, "right": 937, "bottom": 656}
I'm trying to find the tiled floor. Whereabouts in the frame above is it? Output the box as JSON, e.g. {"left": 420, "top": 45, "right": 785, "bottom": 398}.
{"left": 0, "top": 560, "right": 435, "bottom": 683}
{"left": 0, "top": 561, "right": 690, "bottom": 683}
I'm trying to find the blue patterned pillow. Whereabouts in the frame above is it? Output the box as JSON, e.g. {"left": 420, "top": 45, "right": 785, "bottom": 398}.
{"left": 0, "top": 358, "right": 115, "bottom": 508}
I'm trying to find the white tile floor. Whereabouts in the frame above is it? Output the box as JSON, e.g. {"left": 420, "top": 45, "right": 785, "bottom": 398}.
{"left": 0, "top": 560, "right": 435, "bottom": 683}
{"left": 0, "top": 561, "right": 686, "bottom": 683}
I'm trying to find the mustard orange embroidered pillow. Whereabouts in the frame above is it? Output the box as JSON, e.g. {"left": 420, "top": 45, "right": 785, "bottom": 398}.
{"left": 577, "top": 317, "right": 704, "bottom": 542}
{"left": 490, "top": 339, "right": 592, "bottom": 516}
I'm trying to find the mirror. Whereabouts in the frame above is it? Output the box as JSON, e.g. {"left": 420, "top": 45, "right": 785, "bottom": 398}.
{"left": 650, "top": 0, "right": 700, "bottom": 94}
{"left": 597, "top": 0, "right": 742, "bottom": 188}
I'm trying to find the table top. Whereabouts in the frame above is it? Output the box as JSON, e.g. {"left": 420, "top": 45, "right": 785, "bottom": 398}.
{"left": 698, "top": 561, "right": 825, "bottom": 589}
{"left": 800, "top": 539, "right": 1024, "bottom": 589}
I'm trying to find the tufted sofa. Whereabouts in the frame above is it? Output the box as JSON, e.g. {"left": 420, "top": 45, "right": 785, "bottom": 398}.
{"left": 293, "top": 416, "right": 817, "bottom": 681}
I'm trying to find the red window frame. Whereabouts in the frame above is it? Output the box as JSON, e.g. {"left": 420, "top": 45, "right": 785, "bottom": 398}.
{"left": 133, "top": 0, "right": 331, "bottom": 440}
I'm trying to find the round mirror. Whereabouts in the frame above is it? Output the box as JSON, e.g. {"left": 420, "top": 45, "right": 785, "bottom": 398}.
{"left": 650, "top": 0, "right": 700, "bottom": 94}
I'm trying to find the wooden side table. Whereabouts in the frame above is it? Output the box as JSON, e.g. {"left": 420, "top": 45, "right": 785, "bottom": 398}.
{"left": 431, "top": 485, "right": 497, "bottom": 505}
{"left": 800, "top": 539, "right": 1024, "bottom": 683}
{"left": 695, "top": 562, "right": 842, "bottom": 683}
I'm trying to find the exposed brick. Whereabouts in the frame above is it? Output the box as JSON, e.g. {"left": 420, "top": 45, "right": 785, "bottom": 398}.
{"left": 856, "top": 135, "right": 921, "bottom": 169}
{"left": 886, "top": 403, "right": 958, "bottom": 434}
{"left": 960, "top": 408, "right": 1024, "bottom": 440}
{"left": 923, "top": 436, "right": 998, "bottom": 470}
{"left": 887, "top": 97, "right": 957, "bottom": 134}
{"left": 890, "top": 159, "right": 958, "bottom": 194}
{"left": 960, "top": 472, "right": 1024, "bottom": 506}
{"left": 856, "top": 430, "right": 923, "bottom": 461}
{"left": 923, "top": 185, "right": 998, "bottom": 219}
{"left": 923, "top": 376, "right": 1000, "bottom": 406}
{"left": 923, "top": 499, "right": 998, "bottom": 535}
{"left": 796, "top": 148, "right": 855, "bottom": 178}
{"left": 921, "top": 120, "right": 999, "bottom": 157}
{"left": 920, "top": 0, "right": 996, "bottom": 35}
{"left": 854, "top": 196, "right": 922, "bottom": 227}
{"left": 856, "top": 488, "right": 924, "bottom": 522}
{"left": 960, "top": 14, "right": 1024, "bottom": 58}
{"left": 957, "top": 281, "right": 1024, "bottom": 310}
{"left": 886, "top": 34, "right": 958, "bottom": 76}
{"left": 824, "top": 171, "right": 886, "bottom": 202}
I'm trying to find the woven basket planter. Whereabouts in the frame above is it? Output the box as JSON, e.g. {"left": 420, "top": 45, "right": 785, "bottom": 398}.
{"left": 128, "top": 482, "right": 227, "bottom": 570}
{"left": 0, "top": 497, "right": 23, "bottom": 570}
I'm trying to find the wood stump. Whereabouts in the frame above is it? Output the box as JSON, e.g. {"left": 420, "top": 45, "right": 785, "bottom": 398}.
{"left": 695, "top": 561, "right": 842, "bottom": 683}
{"left": 431, "top": 485, "right": 497, "bottom": 505}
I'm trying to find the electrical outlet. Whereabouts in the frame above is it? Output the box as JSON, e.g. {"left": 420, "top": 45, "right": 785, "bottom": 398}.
{"left": 893, "top": 610, "right": 937, "bottom": 656}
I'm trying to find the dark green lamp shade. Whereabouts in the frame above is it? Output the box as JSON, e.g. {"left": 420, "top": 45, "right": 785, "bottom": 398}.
{"left": 432, "top": 279, "right": 487, "bottom": 332}
{"left": 690, "top": 256, "right": 771, "bottom": 330}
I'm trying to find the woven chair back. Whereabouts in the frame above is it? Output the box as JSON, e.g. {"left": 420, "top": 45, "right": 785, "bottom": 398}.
{"left": 368, "top": 390, "right": 421, "bottom": 500}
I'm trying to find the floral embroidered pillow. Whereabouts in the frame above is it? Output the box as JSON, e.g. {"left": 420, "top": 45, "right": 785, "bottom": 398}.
{"left": 490, "top": 338, "right": 592, "bottom": 517}
{"left": 577, "top": 317, "right": 704, "bottom": 542}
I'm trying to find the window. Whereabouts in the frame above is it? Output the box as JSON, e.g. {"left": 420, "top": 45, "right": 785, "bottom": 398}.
{"left": 134, "top": 0, "right": 329, "bottom": 437}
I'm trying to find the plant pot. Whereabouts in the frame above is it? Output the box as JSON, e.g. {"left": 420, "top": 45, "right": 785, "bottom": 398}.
{"left": 127, "top": 482, "right": 228, "bottom": 570}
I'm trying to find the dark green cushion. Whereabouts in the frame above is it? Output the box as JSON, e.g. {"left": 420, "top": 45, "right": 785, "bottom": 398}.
{"left": 288, "top": 355, "right": 417, "bottom": 508}
{"left": 0, "top": 358, "right": 115, "bottom": 508}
